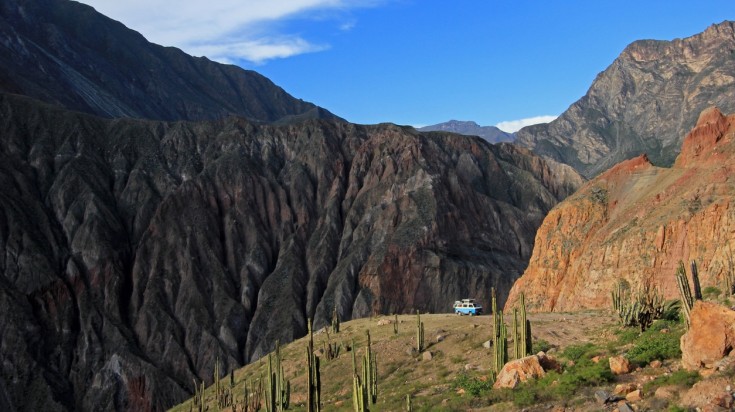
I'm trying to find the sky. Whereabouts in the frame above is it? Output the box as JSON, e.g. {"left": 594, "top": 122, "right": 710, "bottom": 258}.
{"left": 77, "top": 0, "right": 734, "bottom": 132}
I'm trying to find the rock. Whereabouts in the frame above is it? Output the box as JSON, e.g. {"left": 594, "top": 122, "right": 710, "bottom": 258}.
{"left": 493, "top": 354, "right": 546, "bottom": 389}
{"left": 649, "top": 360, "right": 662, "bottom": 368}
{"left": 435, "top": 335, "right": 445, "bottom": 343}
{"left": 681, "top": 301, "right": 735, "bottom": 370}
{"left": 537, "top": 352, "right": 562, "bottom": 372}
{"left": 422, "top": 351, "right": 433, "bottom": 361}
{"left": 609, "top": 356, "right": 632, "bottom": 375}
{"left": 616, "top": 401, "right": 635, "bottom": 412}
{"left": 464, "top": 364, "right": 476, "bottom": 371}
{"left": 614, "top": 383, "right": 637, "bottom": 396}
{"left": 625, "top": 389, "right": 643, "bottom": 402}
{"left": 654, "top": 386, "right": 675, "bottom": 400}
{"left": 377, "top": 319, "right": 392, "bottom": 326}
{"left": 591, "top": 355, "right": 602, "bottom": 363}
{"left": 505, "top": 107, "right": 735, "bottom": 313}
{"left": 456, "top": 388, "right": 465, "bottom": 395}
{"left": 681, "top": 377, "right": 732, "bottom": 410}
{"left": 595, "top": 390, "right": 613, "bottom": 404}
{"left": 406, "top": 348, "right": 417, "bottom": 356}
{"left": 482, "top": 340, "right": 492, "bottom": 349}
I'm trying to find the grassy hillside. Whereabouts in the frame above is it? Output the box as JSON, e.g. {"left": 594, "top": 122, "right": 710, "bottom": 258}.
{"left": 170, "top": 311, "right": 643, "bottom": 411}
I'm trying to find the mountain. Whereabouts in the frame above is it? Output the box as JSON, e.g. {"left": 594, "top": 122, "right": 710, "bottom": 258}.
{"left": 0, "top": 92, "right": 583, "bottom": 411}
{"left": 419, "top": 120, "right": 515, "bottom": 143}
{"left": 505, "top": 107, "right": 735, "bottom": 312}
{"left": 515, "top": 21, "right": 735, "bottom": 178}
{"left": 0, "top": 0, "right": 339, "bottom": 123}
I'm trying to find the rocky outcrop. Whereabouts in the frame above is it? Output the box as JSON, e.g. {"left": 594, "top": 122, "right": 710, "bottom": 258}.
{"left": 0, "top": 0, "right": 338, "bottom": 123}
{"left": 681, "top": 301, "right": 735, "bottom": 370}
{"left": 506, "top": 107, "right": 735, "bottom": 312}
{"left": 493, "top": 352, "right": 558, "bottom": 389}
{"left": 419, "top": 120, "right": 515, "bottom": 143}
{"left": 0, "top": 93, "right": 582, "bottom": 411}
{"left": 516, "top": 21, "right": 735, "bottom": 178}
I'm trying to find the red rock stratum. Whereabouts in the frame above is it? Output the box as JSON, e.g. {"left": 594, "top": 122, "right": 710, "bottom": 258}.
{"left": 506, "top": 107, "right": 735, "bottom": 312}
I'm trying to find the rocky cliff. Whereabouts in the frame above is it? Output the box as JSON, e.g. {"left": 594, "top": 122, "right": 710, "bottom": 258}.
{"left": 506, "top": 107, "right": 735, "bottom": 312}
{"left": 0, "top": 0, "right": 338, "bottom": 123}
{"left": 0, "top": 92, "right": 582, "bottom": 411}
{"left": 516, "top": 21, "right": 735, "bottom": 178}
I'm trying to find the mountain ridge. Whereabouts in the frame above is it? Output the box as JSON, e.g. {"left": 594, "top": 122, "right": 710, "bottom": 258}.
{"left": 516, "top": 20, "right": 735, "bottom": 178}
{"left": 0, "top": 0, "right": 339, "bottom": 123}
{"left": 419, "top": 120, "right": 515, "bottom": 143}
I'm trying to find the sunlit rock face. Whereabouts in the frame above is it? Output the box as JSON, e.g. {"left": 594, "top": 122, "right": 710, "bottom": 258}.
{"left": 507, "top": 108, "right": 735, "bottom": 313}
{"left": 516, "top": 21, "right": 735, "bottom": 178}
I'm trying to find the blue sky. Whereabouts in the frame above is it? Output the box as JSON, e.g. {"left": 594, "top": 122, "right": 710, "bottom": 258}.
{"left": 78, "top": 0, "right": 734, "bottom": 131}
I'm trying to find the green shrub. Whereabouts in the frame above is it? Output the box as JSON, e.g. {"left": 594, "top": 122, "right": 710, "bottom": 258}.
{"left": 627, "top": 320, "right": 683, "bottom": 366}
{"left": 533, "top": 339, "right": 553, "bottom": 353}
{"left": 453, "top": 373, "right": 492, "bottom": 397}
{"left": 703, "top": 286, "right": 722, "bottom": 300}
{"left": 644, "top": 369, "right": 700, "bottom": 393}
{"left": 561, "top": 343, "right": 598, "bottom": 362}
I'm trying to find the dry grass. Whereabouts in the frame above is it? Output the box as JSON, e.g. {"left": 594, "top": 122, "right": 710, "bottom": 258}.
{"left": 169, "top": 311, "right": 617, "bottom": 411}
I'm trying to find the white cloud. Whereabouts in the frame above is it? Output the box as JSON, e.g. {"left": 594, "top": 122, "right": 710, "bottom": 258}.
{"left": 76, "top": 0, "right": 378, "bottom": 63}
{"left": 495, "top": 115, "right": 558, "bottom": 133}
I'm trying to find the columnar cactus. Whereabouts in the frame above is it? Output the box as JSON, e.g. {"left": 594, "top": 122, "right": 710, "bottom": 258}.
{"left": 265, "top": 341, "right": 290, "bottom": 412}
{"left": 416, "top": 310, "right": 424, "bottom": 352}
{"left": 306, "top": 319, "right": 321, "bottom": 412}
{"left": 331, "top": 306, "right": 340, "bottom": 334}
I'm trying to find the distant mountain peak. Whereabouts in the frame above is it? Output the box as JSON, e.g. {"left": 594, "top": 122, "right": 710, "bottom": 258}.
{"left": 516, "top": 19, "right": 735, "bottom": 178}
{"left": 419, "top": 120, "right": 515, "bottom": 143}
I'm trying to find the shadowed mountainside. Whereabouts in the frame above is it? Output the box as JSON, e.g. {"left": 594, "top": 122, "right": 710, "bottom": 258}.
{"left": 506, "top": 107, "right": 735, "bottom": 312}
{"left": 0, "top": 0, "right": 339, "bottom": 123}
{"left": 0, "top": 93, "right": 582, "bottom": 411}
{"left": 516, "top": 21, "right": 735, "bottom": 178}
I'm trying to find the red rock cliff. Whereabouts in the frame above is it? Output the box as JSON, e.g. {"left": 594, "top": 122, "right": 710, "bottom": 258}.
{"left": 506, "top": 107, "right": 735, "bottom": 312}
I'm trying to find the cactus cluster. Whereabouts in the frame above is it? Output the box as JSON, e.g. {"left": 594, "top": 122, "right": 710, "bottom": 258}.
{"left": 612, "top": 279, "right": 665, "bottom": 331}
{"left": 491, "top": 288, "right": 507, "bottom": 373}
{"left": 512, "top": 293, "right": 532, "bottom": 359}
{"left": 305, "top": 319, "right": 321, "bottom": 412}
{"left": 676, "top": 260, "right": 702, "bottom": 326}
{"left": 265, "top": 341, "right": 290, "bottom": 412}
{"left": 415, "top": 310, "right": 425, "bottom": 352}
{"left": 352, "top": 331, "right": 378, "bottom": 411}
{"left": 322, "top": 330, "right": 341, "bottom": 361}
{"left": 240, "top": 378, "right": 263, "bottom": 412}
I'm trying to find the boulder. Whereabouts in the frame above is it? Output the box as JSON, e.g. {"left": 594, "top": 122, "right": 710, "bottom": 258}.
{"left": 681, "top": 301, "right": 735, "bottom": 370}
{"left": 609, "top": 356, "right": 632, "bottom": 375}
{"left": 625, "top": 389, "right": 643, "bottom": 402}
{"left": 422, "top": 351, "right": 433, "bottom": 361}
{"left": 493, "top": 354, "right": 548, "bottom": 389}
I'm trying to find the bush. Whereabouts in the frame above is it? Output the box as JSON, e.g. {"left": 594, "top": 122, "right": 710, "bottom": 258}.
{"left": 533, "top": 339, "right": 553, "bottom": 353}
{"left": 644, "top": 369, "right": 700, "bottom": 393}
{"left": 627, "top": 320, "right": 683, "bottom": 366}
{"left": 453, "top": 373, "right": 492, "bottom": 397}
{"left": 561, "top": 343, "right": 598, "bottom": 362}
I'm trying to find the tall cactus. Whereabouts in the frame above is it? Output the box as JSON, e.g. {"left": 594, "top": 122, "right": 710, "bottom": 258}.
{"left": 265, "top": 341, "right": 290, "bottom": 412}
{"left": 520, "top": 292, "right": 531, "bottom": 357}
{"left": 416, "top": 310, "right": 425, "bottom": 352}
{"left": 691, "top": 260, "right": 702, "bottom": 300}
{"left": 512, "top": 308, "right": 520, "bottom": 360}
{"left": 492, "top": 299, "right": 507, "bottom": 374}
{"left": 306, "top": 319, "right": 321, "bottom": 412}
{"left": 393, "top": 314, "right": 398, "bottom": 335}
{"left": 352, "top": 331, "right": 377, "bottom": 411}
{"left": 406, "top": 394, "right": 412, "bottom": 412}
{"left": 676, "top": 260, "right": 700, "bottom": 326}
{"left": 331, "top": 306, "right": 340, "bottom": 334}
